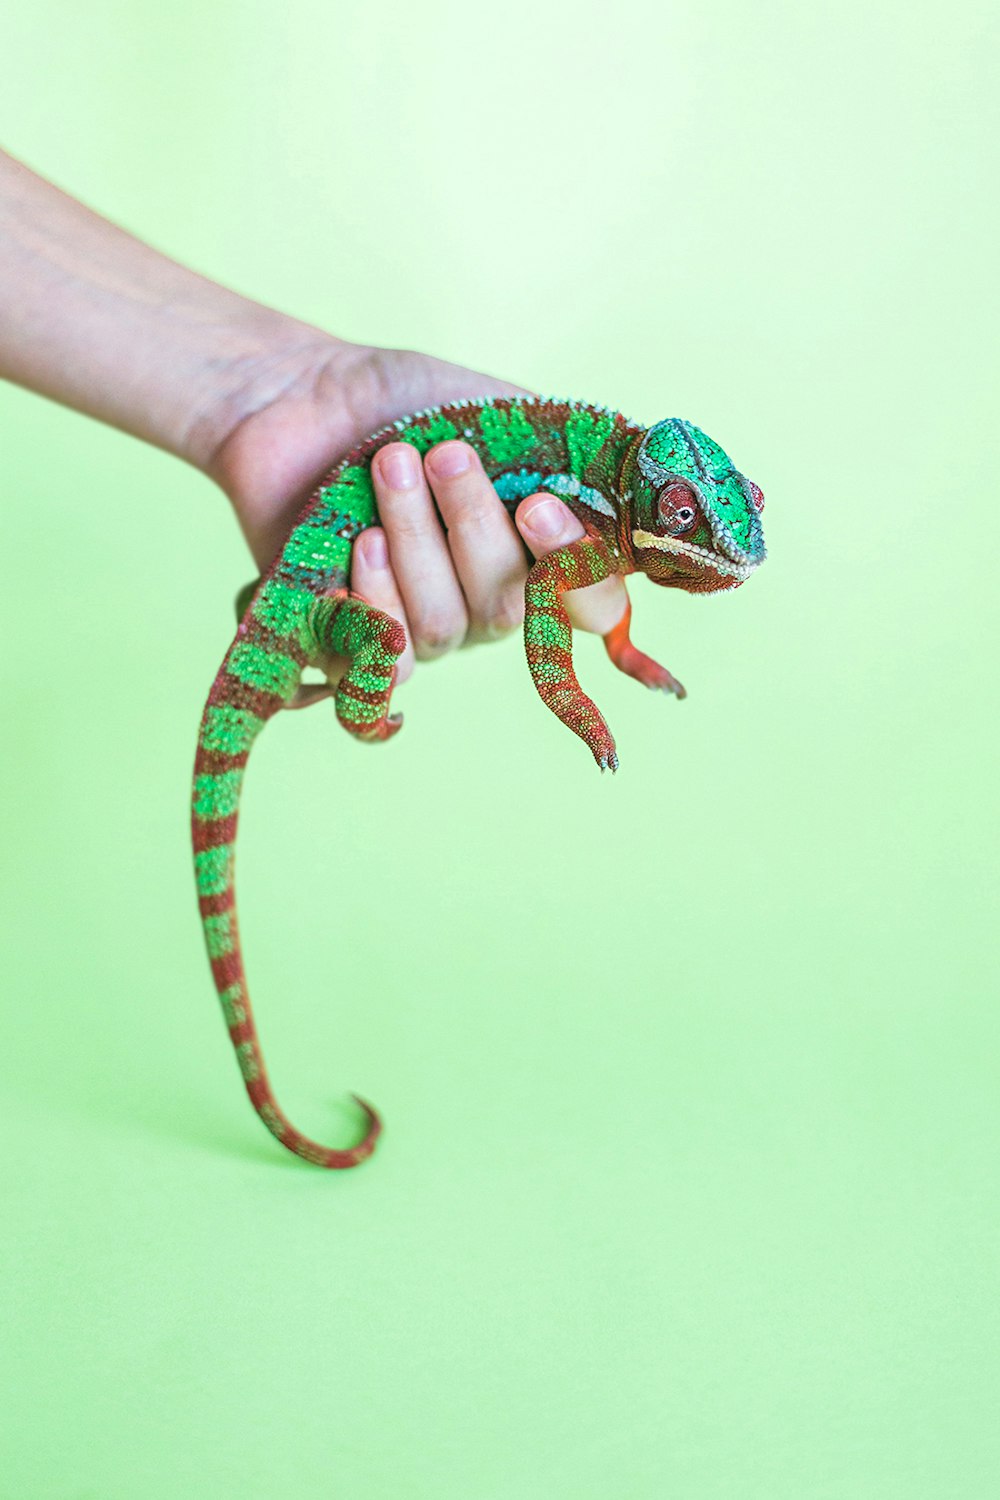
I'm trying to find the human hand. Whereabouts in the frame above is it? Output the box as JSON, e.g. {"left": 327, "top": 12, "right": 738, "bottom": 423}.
{"left": 205, "top": 338, "right": 630, "bottom": 688}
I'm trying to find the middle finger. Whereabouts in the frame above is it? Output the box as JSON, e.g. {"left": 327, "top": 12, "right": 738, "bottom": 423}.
{"left": 423, "top": 441, "right": 529, "bottom": 642}
{"left": 372, "top": 442, "right": 469, "bottom": 659}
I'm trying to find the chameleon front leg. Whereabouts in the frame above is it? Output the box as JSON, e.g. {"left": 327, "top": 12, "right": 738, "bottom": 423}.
{"left": 602, "top": 597, "right": 686, "bottom": 698}
{"left": 524, "top": 535, "right": 622, "bottom": 772}
{"left": 308, "top": 590, "right": 406, "bottom": 742}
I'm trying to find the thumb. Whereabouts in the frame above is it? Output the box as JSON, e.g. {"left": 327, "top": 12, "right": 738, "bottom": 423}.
{"left": 515, "top": 494, "right": 629, "bottom": 637}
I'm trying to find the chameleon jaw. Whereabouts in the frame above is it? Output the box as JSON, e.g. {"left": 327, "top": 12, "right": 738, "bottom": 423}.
{"left": 630, "top": 528, "right": 759, "bottom": 585}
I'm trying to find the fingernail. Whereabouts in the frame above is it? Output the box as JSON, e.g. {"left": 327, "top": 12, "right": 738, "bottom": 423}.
{"left": 379, "top": 446, "right": 418, "bottom": 490}
{"left": 428, "top": 442, "right": 470, "bottom": 479}
{"left": 523, "top": 498, "right": 563, "bottom": 539}
{"left": 363, "top": 529, "right": 388, "bottom": 568}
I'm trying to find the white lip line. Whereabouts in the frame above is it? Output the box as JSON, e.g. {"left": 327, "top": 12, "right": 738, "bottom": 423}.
{"left": 631, "top": 528, "right": 756, "bottom": 582}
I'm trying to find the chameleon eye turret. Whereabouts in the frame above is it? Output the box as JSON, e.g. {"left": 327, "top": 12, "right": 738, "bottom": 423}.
{"left": 657, "top": 481, "right": 701, "bottom": 535}
{"left": 192, "top": 395, "right": 765, "bottom": 1168}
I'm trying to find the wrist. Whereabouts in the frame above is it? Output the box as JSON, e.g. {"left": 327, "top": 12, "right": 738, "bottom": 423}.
{"left": 177, "top": 303, "right": 345, "bottom": 474}
{"left": 194, "top": 327, "right": 386, "bottom": 569}
{"left": 0, "top": 150, "right": 348, "bottom": 479}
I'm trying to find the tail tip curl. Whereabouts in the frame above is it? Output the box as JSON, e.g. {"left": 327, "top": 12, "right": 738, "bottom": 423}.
{"left": 345, "top": 1093, "right": 383, "bottom": 1165}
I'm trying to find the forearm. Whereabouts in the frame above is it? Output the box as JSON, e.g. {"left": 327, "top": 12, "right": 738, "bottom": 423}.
{"left": 0, "top": 148, "right": 331, "bottom": 468}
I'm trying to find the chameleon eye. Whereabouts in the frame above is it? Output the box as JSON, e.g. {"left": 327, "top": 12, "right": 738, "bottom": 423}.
{"left": 658, "top": 481, "right": 700, "bottom": 536}
{"left": 748, "top": 480, "right": 765, "bottom": 514}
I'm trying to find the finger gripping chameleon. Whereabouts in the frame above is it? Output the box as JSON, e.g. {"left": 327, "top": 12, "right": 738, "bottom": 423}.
{"left": 192, "top": 395, "right": 766, "bottom": 1169}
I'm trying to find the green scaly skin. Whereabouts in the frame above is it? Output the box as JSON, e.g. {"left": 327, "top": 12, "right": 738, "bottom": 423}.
{"left": 192, "top": 395, "right": 767, "bottom": 1168}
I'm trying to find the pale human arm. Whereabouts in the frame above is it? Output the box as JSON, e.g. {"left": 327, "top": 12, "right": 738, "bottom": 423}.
{"left": 0, "top": 148, "right": 628, "bottom": 679}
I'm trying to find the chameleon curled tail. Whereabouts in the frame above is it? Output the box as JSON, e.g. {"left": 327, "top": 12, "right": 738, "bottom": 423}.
{"left": 191, "top": 395, "right": 766, "bottom": 1169}
{"left": 192, "top": 591, "right": 406, "bottom": 1169}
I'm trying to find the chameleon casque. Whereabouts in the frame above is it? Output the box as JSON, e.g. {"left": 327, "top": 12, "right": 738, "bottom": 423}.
{"left": 192, "top": 395, "right": 766, "bottom": 1168}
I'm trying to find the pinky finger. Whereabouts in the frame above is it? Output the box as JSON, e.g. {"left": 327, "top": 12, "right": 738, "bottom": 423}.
{"left": 350, "top": 527, "right": 416, "bottom": 685}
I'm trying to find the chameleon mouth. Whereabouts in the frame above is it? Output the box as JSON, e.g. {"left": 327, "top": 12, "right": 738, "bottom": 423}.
{"left": 630, "top": 528, "right": 759, "bottom": 585}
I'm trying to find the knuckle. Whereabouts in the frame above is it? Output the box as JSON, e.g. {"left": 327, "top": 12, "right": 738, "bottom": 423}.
{"left": 450, "top": 492, "right": 496, "bottom": 529}
{"left": 485, "top": 589, "right": 526, "bottom": 638}
{"left": 380, "top": 503, "right": 429, "bottom": 545}
{"left": 412, "top": 610, "right": 467, "bottom": 658}
{"left": 435, "top": 479, "right": 498, "bottom": 530}
{"left": 414, "top": 632, "right": 464, "bottom": 660}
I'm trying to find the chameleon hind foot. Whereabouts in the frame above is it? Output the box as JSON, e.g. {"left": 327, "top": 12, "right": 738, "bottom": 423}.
{"left": 603, "top": 599, "right": 686, "bottom": 698}
{"left": 308, "top": 590, "right": 406, "bottom": 744}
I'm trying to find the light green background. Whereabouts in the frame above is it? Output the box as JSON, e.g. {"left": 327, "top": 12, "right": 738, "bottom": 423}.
{"left": 1, "top": 1, "right": 997, "bottom": 1495}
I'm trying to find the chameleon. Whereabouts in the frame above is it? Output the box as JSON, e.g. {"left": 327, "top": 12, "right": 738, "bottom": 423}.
{"left": 191, "top": 395, "right": 766, "bottom": 1169}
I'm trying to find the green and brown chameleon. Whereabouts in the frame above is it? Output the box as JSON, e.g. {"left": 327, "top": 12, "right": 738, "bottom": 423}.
{"left": 192, "top": 395, "right": 766, "bottom": 1168}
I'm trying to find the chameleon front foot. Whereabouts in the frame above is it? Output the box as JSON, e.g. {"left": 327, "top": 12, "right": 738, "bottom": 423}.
{"left": 540, "top": 685, "right": 618, "bottom": 773}
{"left": 593, "top": 731, "right": 619, "bottom": 774}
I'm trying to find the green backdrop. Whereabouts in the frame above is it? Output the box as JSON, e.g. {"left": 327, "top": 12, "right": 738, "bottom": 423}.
{"left": 1, "top": 1, "right": 997, "bottom": 1495}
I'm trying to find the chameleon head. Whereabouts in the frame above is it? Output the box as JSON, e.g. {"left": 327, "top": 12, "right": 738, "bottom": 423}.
{"left": 626, "top": 419, "right": 766, "bottom": 593}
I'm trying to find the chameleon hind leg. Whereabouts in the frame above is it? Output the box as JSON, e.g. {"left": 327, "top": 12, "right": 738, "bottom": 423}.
{"left": 602, "top": 597, "right": 686, "bottom": 698}
{"left": 309, "top": 590, "right": 406, "bottom": 742}
{"left": 524, "top": 535, "right": 621, "bottom": 772}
